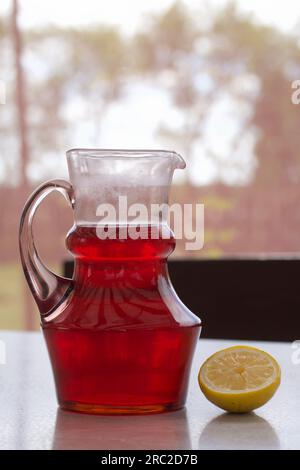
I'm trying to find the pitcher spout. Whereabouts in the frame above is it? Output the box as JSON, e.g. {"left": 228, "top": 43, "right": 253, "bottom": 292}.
{"left": 66, "top": 149, "right": 186, "bottom": 226}
{"left": 171, "top": 150, "right": 186, "bottom": 169}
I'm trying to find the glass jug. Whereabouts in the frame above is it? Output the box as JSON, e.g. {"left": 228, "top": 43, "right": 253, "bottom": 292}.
{"left": 19, "top": 149, "right": 201, "bottom": 414}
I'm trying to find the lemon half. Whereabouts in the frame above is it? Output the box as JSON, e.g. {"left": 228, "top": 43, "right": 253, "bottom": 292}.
{"left": 198, "top": 346, "right": 281, "bottom": 413}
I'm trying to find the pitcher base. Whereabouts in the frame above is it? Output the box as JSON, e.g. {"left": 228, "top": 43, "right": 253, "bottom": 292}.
{"left": 59, "top": 400, "right": 184, "bottom": 415}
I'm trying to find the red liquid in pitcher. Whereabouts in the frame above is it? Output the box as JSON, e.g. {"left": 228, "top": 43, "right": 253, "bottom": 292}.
{"left": 43, "top": 225, "right": 200, "bottom": 414}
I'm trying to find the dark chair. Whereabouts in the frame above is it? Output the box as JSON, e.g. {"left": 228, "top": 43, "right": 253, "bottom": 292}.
{"left": 64, "top": 258, "right": 300, "bottom": 341}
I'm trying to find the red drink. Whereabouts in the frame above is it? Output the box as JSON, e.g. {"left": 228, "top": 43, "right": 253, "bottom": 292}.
{"left": 43, "top": 225, "right": 201, "bottom": 414}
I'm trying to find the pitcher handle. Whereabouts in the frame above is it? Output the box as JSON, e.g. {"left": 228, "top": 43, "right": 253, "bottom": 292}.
{"left": 19, "top": 179, "right": 75, "bottom": 316}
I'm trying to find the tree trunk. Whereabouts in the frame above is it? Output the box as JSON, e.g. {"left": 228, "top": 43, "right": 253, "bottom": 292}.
{"left": 11, "top": 0, "right": 35, "bottom": 330}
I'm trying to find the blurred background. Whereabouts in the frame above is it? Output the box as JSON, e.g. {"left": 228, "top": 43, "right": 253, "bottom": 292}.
{"left": 1, "top": 0, "right": 300, "bottom": 330}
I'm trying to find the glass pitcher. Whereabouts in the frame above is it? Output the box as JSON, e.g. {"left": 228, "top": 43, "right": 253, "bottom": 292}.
{"left": 19, "top": 149, "right": 201, "bottom": 414}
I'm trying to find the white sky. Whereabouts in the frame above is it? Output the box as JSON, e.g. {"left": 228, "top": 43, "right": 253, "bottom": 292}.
{"left": 0, "top": 0, "right": 300, "bottom": 33}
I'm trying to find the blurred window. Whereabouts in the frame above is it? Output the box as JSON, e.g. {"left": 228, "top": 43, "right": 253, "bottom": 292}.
{"left": 1, "top": 0, "right": 300, "bottom": 329}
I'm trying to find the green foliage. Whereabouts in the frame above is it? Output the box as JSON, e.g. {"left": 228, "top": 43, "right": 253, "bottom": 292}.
{"left": 202, "top": 195, "right": 234, "bottom": 211}
{"left": 0, "top": 264, "right": 36, "bottom": 330}
{"left": 150, "top": 1, "right": 198, "bottom": 54}
{"left": 209, "top": 2, "right": 300, "bottom": 185}
{"left": 66, "top": 27, "right": 127, "bottom": 82}
{"left": 132, "top": 1, "right": 198, "bottom": 72}
{"left": 2, "top": 0, "right": 300, "bottom": 186}
{"left": 4, "top": 0, "right": 299, "bottom": 186}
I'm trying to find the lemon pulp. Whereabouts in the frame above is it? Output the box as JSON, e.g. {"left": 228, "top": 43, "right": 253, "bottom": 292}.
{"left": 198, "top": 346, "right": 281, "bottom": 413}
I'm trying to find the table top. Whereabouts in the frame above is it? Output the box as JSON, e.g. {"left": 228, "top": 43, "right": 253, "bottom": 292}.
{"left": 0, "top": 331, "right": 299, "bottom": 450}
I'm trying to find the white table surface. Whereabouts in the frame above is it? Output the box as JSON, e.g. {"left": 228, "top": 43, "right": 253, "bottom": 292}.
{"left": 0, "top": 331, "right": 299, "bottom": 450}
